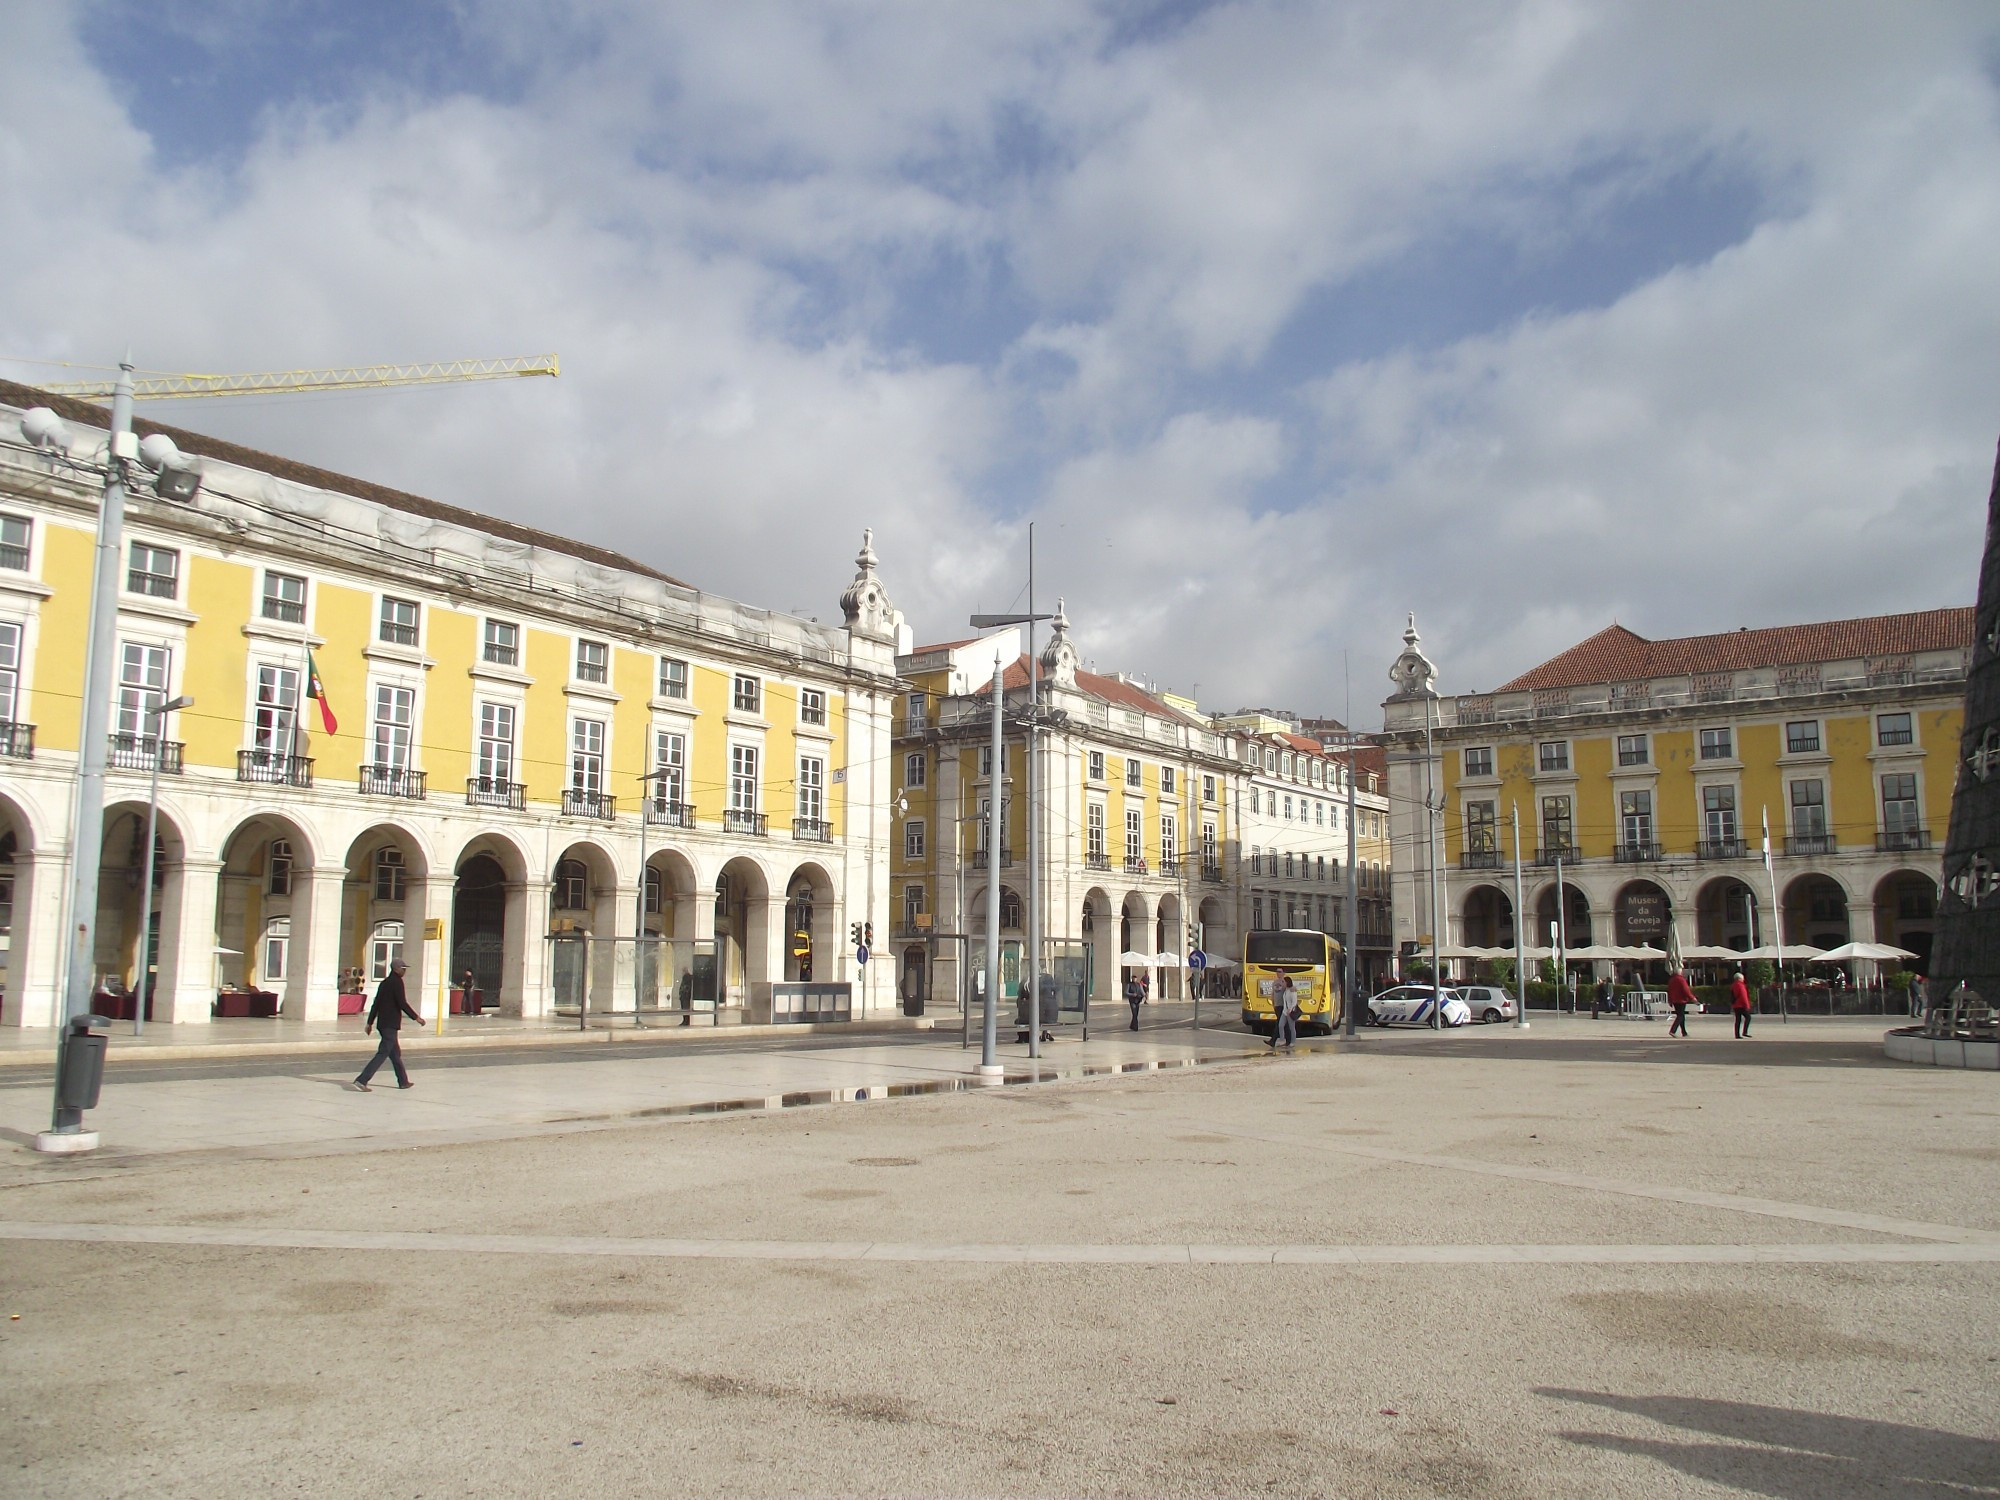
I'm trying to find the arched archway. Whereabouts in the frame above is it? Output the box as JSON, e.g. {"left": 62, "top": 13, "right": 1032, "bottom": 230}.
{"left": 1874, "top": 870, "right": 1938, "bottom": 974}
{"left": 1614, "top": 880, "right": 1672, "bottom": 949}
{"left": 339, "top": 824, "right": 429, "bottom": 1017}
{"left": 1121, "top": 891, "right": 1153, "bottom": 993}
{"left": 1533, "top": 882, "right": 1592, "bottom": 948}
{"left": 216, "top": 812, "right": 319, "bottom": 1017}
{"left": 1156, "top": 891, "right": 1185, "bottom": 998}
{"left": 451, "top": 832, "right": 529, "bottom": 1015}
{"left": 1462, "top": 885, "right": 1514, "bottom": 948}
{"left": 1784, "top": 873, "right": 1851, "bottom": 950}
{"left": 783, "top": 861, "right": 838, "bottom": 983}
{"left": 549, "top": 840, "right": 620, "bottom": 1016}
{"left": 1696, "top": 876, "right": 1758, "bottom": 951}
{"left": 714, "top": 855, "right": 774, "bottom": 1008}
{"left": 1083, "top": 886, "right": 1115, "bottom": 1001}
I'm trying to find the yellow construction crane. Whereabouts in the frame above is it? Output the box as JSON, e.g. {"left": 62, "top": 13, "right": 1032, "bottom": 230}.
{"left": 39, "top": 353, "right": 559, "bottom": 401}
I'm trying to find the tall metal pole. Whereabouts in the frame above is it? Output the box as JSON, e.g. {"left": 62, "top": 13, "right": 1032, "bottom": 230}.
{"left": 980, "top": 656, "right": 1004, "bottom": 1076}
{"left": 1555, "top": 845, "right": 1569, "bottom": 1013}
{"left": 1511, "top": 803, "right": 1528, "bottom": 1029}
{"left": 48, "top": 358, "right": 135, "bottom": 1138}
{"left": 1343, "top": 741, "right": 1359, "bottom": 1036}
{"left": 1025, "top": 524, "right": 1041, "bottom": 1059}
{"left": 1425, "top": 694, "right": 1443, "bottom": 1027}
{"left": 131, "top": 695, "right": 189, "bottom": 1036}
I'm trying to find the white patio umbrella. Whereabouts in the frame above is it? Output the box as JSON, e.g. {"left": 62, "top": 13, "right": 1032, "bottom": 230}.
{"left": 1679, "top": 944, "right": 1748, "bottom": 961}
{"left": 1561, "top": 944, "right": 1627, "bottom": 961}
{"left": 1116, "top": 951, "right": 1153, "bottom": 966}
{"left": 1741, "top": 943, "right": 1827, "bottom": 962}
{"left": 1151, "top": 951, "right": 1185, "bottom": 968}
{"left": 1809, "top": 941, "right": 1917, "bottom": 962}
{"left": 1198, "top": 952, "right": 1239, "bottom": 970}
{"left": 1618, "top": 944, "right": 1669, "bottom": 961}
{"left": 1438, "top": 943, "right": 1501, "bottom": 960}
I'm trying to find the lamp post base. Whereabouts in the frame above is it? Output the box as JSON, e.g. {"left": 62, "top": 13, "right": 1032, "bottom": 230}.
{"left": 33, "top": 1130, "right": 100, "bottom": 1156}
{"left": 974, "top": 1063, "right": 1006, "bottom": 1083}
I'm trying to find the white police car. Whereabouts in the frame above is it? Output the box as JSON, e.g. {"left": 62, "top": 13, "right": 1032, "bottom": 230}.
{"left": 1367, "top": 984, "right": 1472, "bottom": 1028}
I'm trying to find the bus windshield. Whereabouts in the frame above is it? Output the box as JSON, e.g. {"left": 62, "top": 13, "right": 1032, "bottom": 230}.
{"left": 1245, "top": 930, "right": 1331, "bottom": 967}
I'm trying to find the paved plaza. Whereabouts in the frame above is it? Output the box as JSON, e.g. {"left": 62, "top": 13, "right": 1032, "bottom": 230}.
{"left": 0, "top": 1016, "right": 1995, "bottom": 1497}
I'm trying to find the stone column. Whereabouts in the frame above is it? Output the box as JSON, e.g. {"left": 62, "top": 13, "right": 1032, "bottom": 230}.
{"left": 291, "top": 867, "right": 346, "bottom": 1021}
{"left": 511, "top": 879, "right": 545, "bottom": 1018}
{"left": 749, "top": 893, "right": 786, "bottom": 993}
{"left": 3, "top": 850, "right": 67, "bottom": 1029}
{"left": 155, "top": 857, "right": 221, "bottom": 1026}
{"left": 410, "top": 877, "right": 455, "bottom": 1019}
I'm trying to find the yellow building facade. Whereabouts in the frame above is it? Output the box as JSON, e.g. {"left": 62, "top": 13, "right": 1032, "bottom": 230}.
{"left": 0, "top": 381, "right": 902, "bottom": 1027}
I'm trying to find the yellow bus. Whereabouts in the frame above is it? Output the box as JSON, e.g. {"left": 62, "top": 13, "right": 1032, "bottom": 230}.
{"left": 1242, "top": 929, "right": 1344, "bottom": 1035}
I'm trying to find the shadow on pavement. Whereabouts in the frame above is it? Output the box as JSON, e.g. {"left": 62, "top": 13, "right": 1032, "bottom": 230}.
{"left": 1539, "top": 1389, "right": 1999, "bottom": 1498}
{"left": 1370, "top": 1032, "right": 1896, "bottom": 1069}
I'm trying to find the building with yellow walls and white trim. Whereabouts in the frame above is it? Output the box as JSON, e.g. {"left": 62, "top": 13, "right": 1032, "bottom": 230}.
{"left": 0, "top": 380, "right": 904, "bottom": 1028}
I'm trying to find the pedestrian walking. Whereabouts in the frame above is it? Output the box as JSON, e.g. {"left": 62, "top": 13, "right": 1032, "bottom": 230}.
{"left": 1910, "top": 972, "right": 1928, "bottom": 1022}
{"left": 1730, "top": 967, "right": 1753, "bottom": 1039}
{"left": 1124, "top": 972, "right": 1146, "bottom": 1032}
{"left": 1269, "top": 975, "right": 1299, "bottom": 1050}
{"left": 1665, "top": 968, "right": 1695, "bottom": 1038}
{"left": 352, "top": 958, "right": 422, "bottom": 1091}
{"left": 1592, "top": 975, "right": 1612, "bottom": 1020}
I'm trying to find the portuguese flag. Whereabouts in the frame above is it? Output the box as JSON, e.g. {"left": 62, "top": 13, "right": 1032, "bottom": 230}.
{"left": 305, "top": 649, "right": 338, "bottom": 734}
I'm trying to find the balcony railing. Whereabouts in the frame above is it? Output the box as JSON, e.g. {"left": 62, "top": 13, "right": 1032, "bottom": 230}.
{"left": 359, "top": 764, "right": 426, "bottom": 800}
{"left": 1786, "top": 834, "right": 1836, "bottom": 856}
{"left": 1613, "top": 841, "right": 1664, "bottom": 863}
{"left": 1124, "top": 855, "right": 1150, "bottom": 875}
{"left": 972, "top": 847, "right": 1013, "bottom": 870}
{"left": 643, "top": 799, "right": 697, "bottom": 829}
{"left": 1202, "top": 861, "right": 1224, "bottom": 883}
{"left": 1086, "top": 852, "right": 1111, "bottom": 872}
{"left": 723, "top": 809, "right": 768, "bottom": 837}
{"left": 1159, "top": 858, "right": 1182, "bottom": 878}
{"left": 0, "top": 720, "right": 33, "bottom": 760}
{"left": 792, "top": 817, "right": 832, "bottom": 843}
{"left": 1878, "top": 828, "right": 1932, "bottom": 852}
{"left": 238, "top": 749, "right": 313, "bottom": 788}
{"left": 1697, "top": 838, "right": 1747, "bottom": 859}
{"left": 1533, "top": 845, "right": 1577, "bottom": 866}
{"left": 563, "top": 789, "right": 617, "bottom": 820}
{"left": 466, "top": 776, "right": 527, "bottom": 811}
{"left": 109, "top": 733, "right": 183, "bottom": 774}
{"left": 1461, "top": 849, "right": 1501, "bottom": 870}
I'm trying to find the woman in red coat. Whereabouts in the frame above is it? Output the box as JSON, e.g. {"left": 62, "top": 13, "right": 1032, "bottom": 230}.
{"left": 1666, "top": 969, "right": 1696, "bottom": 1038}
{"left": 1730, "top": 968, "right": 1754, "bottom": 1038}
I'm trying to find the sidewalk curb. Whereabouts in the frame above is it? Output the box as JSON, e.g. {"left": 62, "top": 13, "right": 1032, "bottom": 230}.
{"left": 0, "top": 1016, "right": 940, "bottom": 1070}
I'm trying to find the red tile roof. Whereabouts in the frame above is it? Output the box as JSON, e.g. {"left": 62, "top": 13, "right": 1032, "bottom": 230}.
{"left": 973, "top": 655, "right": 1208, "bottom": 727}
{"left": 1496, "top": 609, "right": 1974, "bottom": 692}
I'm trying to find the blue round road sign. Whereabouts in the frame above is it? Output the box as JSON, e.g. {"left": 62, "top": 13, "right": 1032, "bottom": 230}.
{"left": 1187, "top": 950, "right": 1207, "bottom": 970}
{"left": 856, "top": 944, "right": 869, "bottom": 965}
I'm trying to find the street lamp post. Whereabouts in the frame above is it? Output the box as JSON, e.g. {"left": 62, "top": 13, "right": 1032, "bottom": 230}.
{"left": 633, "top": 767, "right": 673, "bottom": 1028}
{"left": 131, "top": 694, "right": 192, "bottom": 1037}
{"left": 979, "top": 656, "right": 1005, "bottom": 1078}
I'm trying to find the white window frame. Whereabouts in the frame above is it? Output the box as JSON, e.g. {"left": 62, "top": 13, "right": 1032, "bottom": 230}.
{"left": 570, "top": 717, "right": 606, "bottom": 796}
{"left": 729, "top": 743, "right": 759, "bottom": 814}
{"left": 372, "top": 683, "right": 416, "bottom": 770}
{"left": 798, "top": 755, "right": 825, "bottom": 824}
{"left": 654, "top": 729, "right": 686, "bottom": 808}
{"left": 116, "top": 642, "right": 171, "bottom": 738}
{"left": 659, "top": 656, "right": 689, "bottom": 699}
{"left": 904, "top": 751, "right": 927, "bottom": 789}
{"left": 482, "top": 618, "right": 520, "bottom": 667}
{"left": 253, "top": 664, "right": 300, "bottom": 756}
{"left": 477, "top": 702, "right": 516, "bottom": 784}
{"left": 800, "top": 688, "right": 827, "bottom": 726}
{"left": 1087, "top": 802, "right": 1106, "bottom": 860}
{"left": 379, "top": 595, "right": 421, "bottom": 647}
{"left": 126, "top": 541, "right": 179, "bottom": 600}
{"left": 260, "top": 570, "right": 307, "bottom": 624}
{"left": 732, "top": 674, "right": 762, "bottom": 714}
{"left": 0, "top": 514, "right": 30, "bottom": 571}
{"left": 904, "top": 819, "right": 926, "bottom": 859}
{"left": 575, "top": 638, "right": 609, "bottom": 685}
{"left": 0, "top": 620, "right": 19, "bottom": 723}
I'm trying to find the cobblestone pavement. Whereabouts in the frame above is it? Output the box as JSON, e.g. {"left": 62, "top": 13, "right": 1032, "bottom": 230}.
{"left": 1, "top": 1018, "right": 1993, "bottom": 1497}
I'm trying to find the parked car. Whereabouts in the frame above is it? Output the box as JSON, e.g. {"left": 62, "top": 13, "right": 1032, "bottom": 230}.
{"left": 1453, "top": 985, "right": 1516, "bottom": 1024}
{"left": 1367, "top": 985, "right": 1472, "bottom": 1028}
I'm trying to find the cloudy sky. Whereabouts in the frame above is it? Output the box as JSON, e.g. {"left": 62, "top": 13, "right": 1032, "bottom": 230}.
{"left": 6, "top": 2, "right": 1999, "bottom": 723}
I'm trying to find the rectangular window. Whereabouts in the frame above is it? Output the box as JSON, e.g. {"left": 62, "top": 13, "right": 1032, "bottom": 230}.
{"left": 1786, "top": 720, "right": 1821, "bottom": 754}
{"left": 261, "top": 571, "right": 306, "bottom": 623}
{"left": 1877, "top": 712, "right": 1914, "bottom": 747}
{"left": 1161, "top": 766, "right": 1176, "bottom": 796}
{"left": 126, "top": 542, "right": 178, "bottom": 599}
{"left": 732, "top": 674, "right": 761, "bottom": 713}
{"left": 575, "top": 639, "right": 608, "bottom": 684}
{"left": 0, "top": 621, "right": 18, "bottom": 723}
{"left": 800, "top": 688, "right": 827, "bottom": 726}
{"left": 478, "top": 703, "right": 515, "bottom": 783}
{"left": 1464, "top": 746, "right": 1493, "bottom": 777}
{"left": 379, "top": 596, "right": 420, "bottom": 647}
{"left": 797, "top": 756, "right": 824, "bottom": 823}
{"left": 362, "top": 683, "right": 411, "bottom": 769}
{"left": 1538, "top": 741, "right": 1568, "bottom": 772}
{"left": 1882, "top": 773, "right": 1919, "bottom": 833}
{"left": 1790, "top": 778, "right": 1827, "bottom": 837}
{"left": 1126, "top": 758, "right": 1142, "bottom": 789}
{"left": 1088, "top": 750, "right": 1106, "bottom": 781}
{"left": 116, "top": 643, "right": 170, "bottom": 737}
{"left": 905, "top": 691, "right": 927, "bottom": 729}
{"left": 1160, "top": 815, "right": 1177, "bottom": 864}
{"left": 903, "top": 884, "right": 926, "bottom": 926}
{"left": 1620, "top": 789, "right": 1653, "bottom": 849}
{"left": 1203, "top": 821, "right": 1217, "bottom": 862}
{"left": 1087, "top": 802, "right": 1106, "bottom": 860}
{"left": 904, "top": 751, "right": 927, "bottom": 788}
{"left": 570, "top": 718, "right": 605, "bottom": 796}
{"left": 658, "top": 656, "right": 688, "bottom": 699}
{"left": 1541, "top": 794, "right": 1573, "bottom": 852}
{"left": 483, "top": 619, "right": 520, "bottom": 667}
{"left": 253, "top": 666, "right": 299, "bottom": 754}
{"left": 1466, "top": 799, "right": 1497, "bottom": 853}
{"left": 1703, "top": 784, "right": 1738, "bottom": 844}
{"left": 1283, "top": 851, "right": 1295, "bottom": 878}
{"left": 1283, "top": 794, "right": 1295, "bottom": 821}
{"left": 654, "top": 729, "right": 685, "bottom": 807}
{"left": 1616, "top": 734, "right": 1649, "bottom": 766}
{"left": 1315, "top": 801, "right": 1325, "bottom": 826}
{"left": 1252, "top": 895, "right": 1264, "bottom": 931}
{"left": 1699, "top": 726, "right": 1733, "bottom": 760}
{"left": 0, "top": 514, "right": 29, "bottom": 571}
{"left": 904, "top": 820, "right": 926, "bottom": 859}
{"left": 729, "top": 744, "right": 758, "bottom": 813}
{"left": 1249, "top": 847, "right": 1261, "bottom": 875}
{"left": 1125, "top": 808, "right": 1142, "bottom": 863}
{"left": 1202, "top": 774, "right": 1216, "bottom": 804}
{"left": 979, "top": 746, "right": 994, "bottom": 778}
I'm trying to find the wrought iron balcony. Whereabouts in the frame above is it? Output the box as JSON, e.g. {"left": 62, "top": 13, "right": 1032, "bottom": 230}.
{"left": 1124, "top": 855, "right": 1150, "bottom": 875}
{"left": 563, "top": 789, "right": 617, "bottom": 821}
{"left": 1696, "top": 838, "right": 1747, "bottom": 859}
{"left": 723, "top": 809, "right": 768, "bottom": 837}
{"left": 109, "top": 733, "right": 182, "bottom": 774}
{"left": 1533, "top": 844, "right": 1578, "bottom": 866}
{"left": 466, "top": 776, "right": 526, "bottom": 811}
{"left": 1201, "top": 861, "right": 1224, "bottom": 883}
{"left": 1159, "top": 857, "right": 1182, "bottom": 878}
{"left": 1613, "top": 841, "right": 1664, "bottom": 863}
{"left": 359, "top": 764, "right": 426, "bottom": 799}
{"left": 1086, "top": 851, "right": 1111, "bottom": 871}
{"left": 972, "top": 847, "right": 1013, "bottom": 870}
{"left": 643, "top": 799, "right": 697, "bottom": 829}
{"left": 237, "top": 749, "right": 312, "bottom": 787}
{"left": 0, "top": 720, "right": 33, "bottom": 760}
{"left": 1877, "top": 828, "right": 1931, "bottom": 852}
{"left": 792, "top": 817, "right": 832, "bottom": 843}
{"left": 1785, "top": 834, "right": 1836, "bottom": 856}
{"left": 1461, "top": 849, "right": 1501, "bottom": 870}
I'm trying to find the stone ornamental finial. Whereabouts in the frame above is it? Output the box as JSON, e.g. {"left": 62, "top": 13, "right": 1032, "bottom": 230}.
{"left": 839, "top": 527, "right": 897, "bottom": 639}
{"left": 1388, "top": 611, "right": 1438, "bottom": 698}
{"left": 1040, "top": 595, "right": 1079, "bottom": 688}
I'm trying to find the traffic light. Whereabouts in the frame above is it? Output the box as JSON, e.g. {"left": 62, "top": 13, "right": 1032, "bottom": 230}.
{"left": 850, "top": 921, "right": 863, "bottom": 947}
{"left": 863, "top": 921, "right": 873, "bottom": 947}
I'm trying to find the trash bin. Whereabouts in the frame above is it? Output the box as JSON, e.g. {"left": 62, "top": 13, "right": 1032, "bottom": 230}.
{"left": 58, "top": 1014, "right": 109, "bottom": 1113}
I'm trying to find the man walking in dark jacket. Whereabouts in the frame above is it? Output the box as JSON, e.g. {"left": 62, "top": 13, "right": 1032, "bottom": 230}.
{"left": 352, "top": 959, "right": 422, "bottom": 1091}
